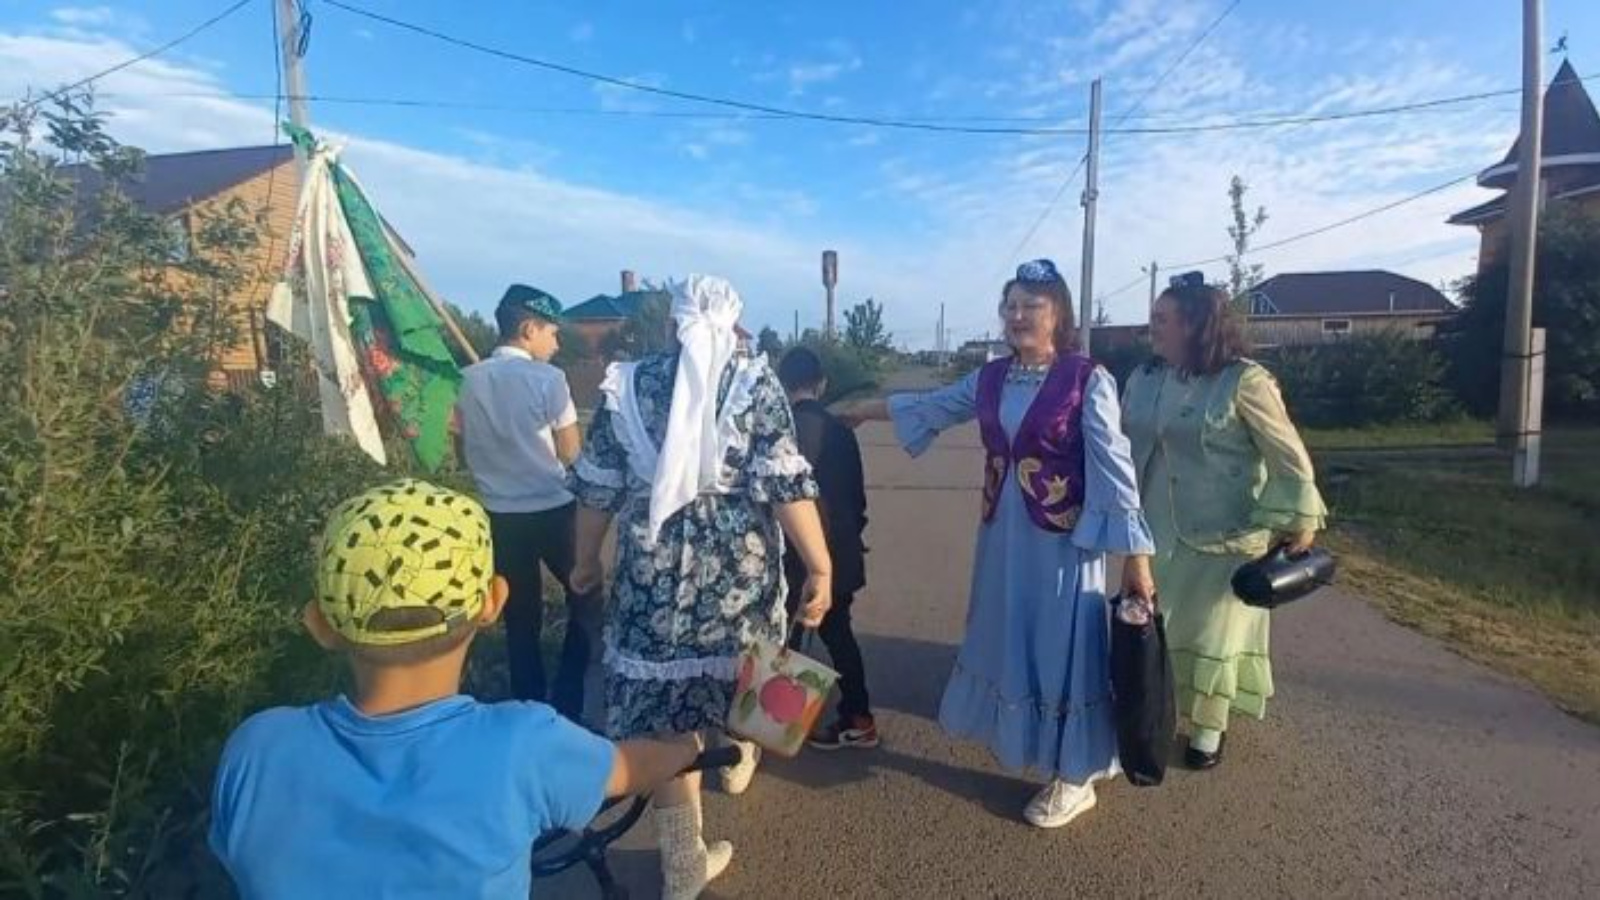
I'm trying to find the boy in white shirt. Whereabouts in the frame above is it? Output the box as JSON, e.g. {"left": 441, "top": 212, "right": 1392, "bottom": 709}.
{"left": 454, "top": 284, "right": 596, "bottom": 719}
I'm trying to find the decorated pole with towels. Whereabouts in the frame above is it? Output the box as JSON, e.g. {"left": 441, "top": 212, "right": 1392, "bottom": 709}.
{"left": 268, "top": 124, "right": 463, "bottom": 471}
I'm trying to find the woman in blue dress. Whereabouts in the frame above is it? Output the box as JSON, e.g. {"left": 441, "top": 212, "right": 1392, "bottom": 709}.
{"left": 841, "top": 259, "right": 1156, "bottom": 828}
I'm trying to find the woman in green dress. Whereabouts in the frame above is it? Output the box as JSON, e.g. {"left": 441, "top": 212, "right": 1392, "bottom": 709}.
{"left": 1121, "top": 273, "right": 1327, "bottom": 770}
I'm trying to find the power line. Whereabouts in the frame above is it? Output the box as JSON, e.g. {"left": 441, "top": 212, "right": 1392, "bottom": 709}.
{"left": 331, "top": 0, "right": 1512, "bottom": 141}
{"left": 13, "top": 0, "right": 256, "bottom": 112}
{"left": 1097, "top": 272, "right": 1150, "bottom": 304}
{"left": 997, "top": 0, "right": 1244, "bottom": 275}
{"left": 87, "top": 87, "right": 1530, "bottom": 132}
{"left": 1116, "top": 0, "right": 1245, "bottom": 123}
{"left": 323, "top": 0, "right": 1095, "bottom": 137}
{"left": 91, "top": 83, "right": 1539, "bottom": 135}
{"left": 1164, "top": 171, "right": 1478, "bottom": 271}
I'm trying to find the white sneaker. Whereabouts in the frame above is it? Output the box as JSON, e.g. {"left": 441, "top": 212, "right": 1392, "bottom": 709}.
{"left": 720, "top": 739, "right": 760, "bottom": 796}
{"left": 1023, "top": 779, "right": 1097, "bottom": 829}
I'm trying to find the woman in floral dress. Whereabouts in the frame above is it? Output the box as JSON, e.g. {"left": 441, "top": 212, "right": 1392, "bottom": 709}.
{"left": 570, "top": 275, "right": 832, "bottom": 900}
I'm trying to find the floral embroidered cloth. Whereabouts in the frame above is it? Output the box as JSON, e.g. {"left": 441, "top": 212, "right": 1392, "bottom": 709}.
{"left": 270, "top": 124, "right": 461, "bottom": 470}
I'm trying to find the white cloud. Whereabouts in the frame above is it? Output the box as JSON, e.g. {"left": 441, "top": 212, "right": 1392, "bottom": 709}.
{"left": 674, "top": 123, "right": 751, "bottom": 161}
{"left": 0, "top": 15, "right": 1509, "bottom": 345}
{"left": 50, "top": 6, "right": 116, "bottom": 28}
{"left": 787, "top": 59, "right": 861, "bottom": 96}
{"left": 44, "top": 4, "right": 147, "bottom": 41}
{"left": 0, "top": 32, "right": 870, "bottom": 334}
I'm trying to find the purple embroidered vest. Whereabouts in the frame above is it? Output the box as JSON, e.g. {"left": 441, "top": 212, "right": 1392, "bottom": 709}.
{"left": 975, "top": 354, "right": 1094, "bottom": 533}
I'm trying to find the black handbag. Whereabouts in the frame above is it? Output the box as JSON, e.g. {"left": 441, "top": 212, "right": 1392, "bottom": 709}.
{"left": 1231, "top": 545, "right": 1337, "bottom": 609}
{"left": 1109, "top": 595, "right": 1176, "bottom": 787}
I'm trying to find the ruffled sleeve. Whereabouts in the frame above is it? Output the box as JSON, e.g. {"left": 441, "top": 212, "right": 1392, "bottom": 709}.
{"left": 744, "top": 366, "right": 820, "bottom": 504}
{"left": 1235, "top": 365, "right": 1328, "bottom": 533}
{"left": 886, "top": 369, "right": 980, "bottom": 457}
{"left": 570, "top": 406, "right": 629, "bottom": 514}
{"left": 1071, "top": 368, "right": 1156, "bottom": 555}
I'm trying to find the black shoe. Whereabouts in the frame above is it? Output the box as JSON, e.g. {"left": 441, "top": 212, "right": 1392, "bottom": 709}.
{"left": 1184, "top": 734, "right": 1226, "bottom": 770}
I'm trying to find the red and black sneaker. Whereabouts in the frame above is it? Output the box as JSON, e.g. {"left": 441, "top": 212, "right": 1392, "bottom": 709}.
{"left": 807, "top": 715, "right": 880, "bottom": 751}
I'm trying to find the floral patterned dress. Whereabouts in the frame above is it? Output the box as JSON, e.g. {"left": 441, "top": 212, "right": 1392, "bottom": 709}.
{"left": 571, "top": 351, "right": 818, "bottom": 739}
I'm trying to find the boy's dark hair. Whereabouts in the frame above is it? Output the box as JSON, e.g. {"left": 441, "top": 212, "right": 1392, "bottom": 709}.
{"left": 345, "top": 607, "right": 478, "bottom": 666}
{"left": 777, "top": 346, "right": 827, "bottom": 394}
{"left": 493, "top": 284, "right": 562, "bottom": 341}
{"left": 495, "top": 302, "right": 549, "bottom": 342}
{"left": 495, "top": 304, "right": 529, "bottom": 342}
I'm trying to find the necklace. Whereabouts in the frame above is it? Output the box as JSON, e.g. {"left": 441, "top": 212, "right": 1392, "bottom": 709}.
{"left": 1006, "top": 357, "right": 1054, "bottom": 386}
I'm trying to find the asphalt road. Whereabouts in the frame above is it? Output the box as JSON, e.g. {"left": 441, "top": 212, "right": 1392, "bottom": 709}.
{"left": 545, "top": 417, "right": 1600, "bottom": 899}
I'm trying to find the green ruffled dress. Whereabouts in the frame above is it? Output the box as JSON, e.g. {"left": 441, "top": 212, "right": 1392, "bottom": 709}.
{"left": 1123, "top": 361, "right": 1327, "bottom": 733}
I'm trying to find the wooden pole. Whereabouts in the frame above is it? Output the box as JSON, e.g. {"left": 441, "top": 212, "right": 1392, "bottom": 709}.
{"left": 384, "top": 225, "right": 481, "bottom": 364}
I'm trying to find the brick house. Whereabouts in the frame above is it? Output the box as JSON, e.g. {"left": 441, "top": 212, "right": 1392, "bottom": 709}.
{"left": 64, "top": 144, "right": 301, "bottom": 386}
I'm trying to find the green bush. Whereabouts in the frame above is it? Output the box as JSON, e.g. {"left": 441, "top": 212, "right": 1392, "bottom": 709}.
{"left": 797, "top": 336, "right": 882, "bottom": 403}
{"left": 1097, "top": 337, "right": 1153, "bottom": 389}
{"left": 1263, "top": 333, "right": 1461, "bottom": 428}
{"left": 1, "top": 96, "right": 388, "bottom": 896}
{"left": 1447, "top": 203, "right": 1600, "bottom": 421}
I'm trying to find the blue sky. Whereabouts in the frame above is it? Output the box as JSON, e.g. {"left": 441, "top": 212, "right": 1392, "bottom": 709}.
{"left": 3, "top": 1, "right": 1598, "bottom": 346}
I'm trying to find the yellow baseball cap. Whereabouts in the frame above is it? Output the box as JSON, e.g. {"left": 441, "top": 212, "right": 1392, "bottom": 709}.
{"left": 315, "top": 479, "right": 493, "bottom": 647}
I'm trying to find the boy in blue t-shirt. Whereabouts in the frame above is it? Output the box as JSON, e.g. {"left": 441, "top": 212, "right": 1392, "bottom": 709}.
{"left": 209, "top": 479, "right": 696, "bottom": 899}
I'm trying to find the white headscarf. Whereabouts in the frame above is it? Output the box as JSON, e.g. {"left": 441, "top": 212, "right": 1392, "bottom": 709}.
{"left": 646, "top": 274, "right": 744, "bottom": 545}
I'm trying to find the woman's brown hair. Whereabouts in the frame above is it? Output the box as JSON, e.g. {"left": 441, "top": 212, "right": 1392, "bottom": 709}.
{"left": 1158, "top": 280, "right": 1250, "bottom": 377}
{"left": 1000, "top": 275, "right": 1079, "bottom": 355}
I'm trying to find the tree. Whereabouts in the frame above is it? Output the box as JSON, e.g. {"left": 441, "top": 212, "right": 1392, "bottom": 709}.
{"left": 1226, "top": 174, "right": 1268, "bottom": 307}
{"left": 604, "top": 289, "right": 673, "bottom": 359}
{"left": 442, "top": 301, "right": 496, "bottom": 361}
{"left": 756, "top": 326, "right": 784, "bottom": 357}
{"left": 1449, "top": 202, "right": 1600, "bottom": 420}
{"left": 2, "top": 92, "right": 384, "bottom": 894}
{"left": 843, "top": 297, "right": 891, "bottom": 352}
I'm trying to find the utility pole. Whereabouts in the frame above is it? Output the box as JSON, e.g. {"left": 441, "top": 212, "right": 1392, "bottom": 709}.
{"left": 1500, "top": 0, "right": 1545, "bottom": 486}
{"left": 276, "top": 0, "right": 310, "bottom": 166}
{"left": 792, "top": 309, "right": 799, "bottom": 345}
{"left": 938, "top": 302, "right": 946, "bottom": 363}
{"left": 822, "top": 250, "right": 839, "bottom": 340}
{"left": 1078, "top": 79, "right": 1103, "bottom": 355}
{"left": 1146, "top": 260, "right": 1159, "bottom": 310}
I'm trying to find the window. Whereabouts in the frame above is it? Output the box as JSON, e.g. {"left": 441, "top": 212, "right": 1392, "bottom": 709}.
{"left": 1321, "top": 319, "right": 1352, "bottom": 337}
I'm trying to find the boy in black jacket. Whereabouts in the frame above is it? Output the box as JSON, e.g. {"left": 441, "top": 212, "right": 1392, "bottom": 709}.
{"left": 777, "top": 348, "right": 877, "bottom": 749}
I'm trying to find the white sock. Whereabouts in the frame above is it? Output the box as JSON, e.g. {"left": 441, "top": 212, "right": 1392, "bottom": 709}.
{"left": 1190, "top": 727, "right": 1223, "bottom": 753}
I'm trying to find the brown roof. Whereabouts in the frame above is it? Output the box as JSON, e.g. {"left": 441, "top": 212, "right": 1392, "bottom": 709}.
{"left": 63, "top": 144, "right": 293, "bottom": 216}
{"left": 1449, "top": 179, "right": 1600, "bottom": 226}
{"left": 1480, "top": 60, "right": 1600, "bottom": 192}
{"left": 1252, "top": 271, "right": 1455, "bottom": 316}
